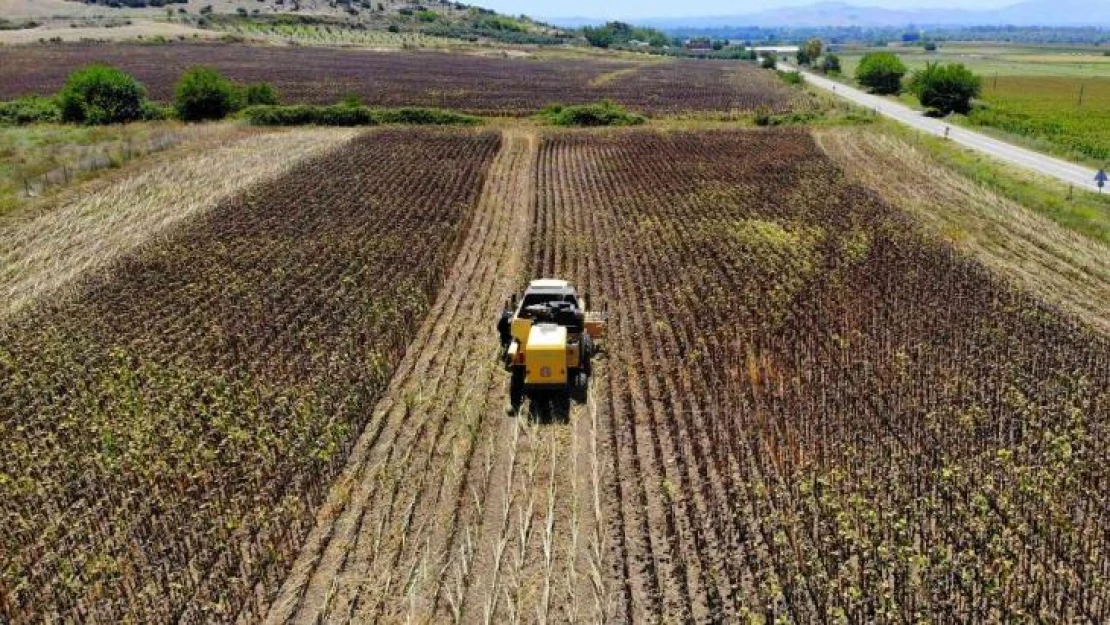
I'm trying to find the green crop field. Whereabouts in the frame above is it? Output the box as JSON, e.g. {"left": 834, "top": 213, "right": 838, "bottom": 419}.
{"left": 969, "top": 75, "right": 1110, "bottom": 163}
{"left": 833, "top": 44, "right": 1110, "bottom": 165}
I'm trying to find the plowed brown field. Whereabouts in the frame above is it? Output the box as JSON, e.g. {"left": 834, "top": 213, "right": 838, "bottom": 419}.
{"left": 0, "top": 44, "right": 798, "bottom": 117}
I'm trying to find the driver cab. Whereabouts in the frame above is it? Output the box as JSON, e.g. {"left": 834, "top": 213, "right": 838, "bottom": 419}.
{"left": 516, "top": 280, "right": 580, "bottom": 319}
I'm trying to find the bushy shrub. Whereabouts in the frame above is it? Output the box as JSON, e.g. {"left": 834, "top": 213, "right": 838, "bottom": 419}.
{"left": 375, "top": 107, "right": 480, "bottom": 125}
{"left": 174, "top": 66, "right": 240, "bottom": 121}
{"left": 820, "top": 54, "right": 841, "bottom": 74}
{"left": 140, "top": 100, "right": 172, "bottom": 121}
{"left": 0, "top": 96, "right": 60, "bottom": 125}
{"left": 241, "top": 104, "right": 376, "bottom": 126}
{"left": 778, "top": 70, "right": 803, "bottom": 85}
{"left": 760, "top": 54, "right": 777, "bottom": 70}
{"left": 909, "top": 62, "right": 981, "bottom": 115}
{"left": 753, "top": 105, "right": 771, "bottom": 126}
{"left": 58, "top": 64, "right": 147, "bottom": 125}
{"left": 243, "top": 82, "right": 279, "bottom": 106}
{"left": 856, "top": 51, "right": 907, "bottom": 95}
{"left": 539, "top": 101, "right": 646, "bottom": 127}
{"left": 240, "top": 104, "right": 480, "bottom": 126}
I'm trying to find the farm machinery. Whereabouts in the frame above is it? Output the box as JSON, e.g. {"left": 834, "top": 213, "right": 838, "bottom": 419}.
{"left": 497, "top": 279, "right": 606, "bottom": 411}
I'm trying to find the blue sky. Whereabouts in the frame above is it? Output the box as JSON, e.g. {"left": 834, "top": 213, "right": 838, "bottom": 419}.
{"left": 480, "top": 0, "right": 1019, "bottom": 19}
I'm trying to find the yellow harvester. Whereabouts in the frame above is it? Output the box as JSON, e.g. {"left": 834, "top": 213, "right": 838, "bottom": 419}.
{"left": 497, "top": 279, "right": 606, "bottom": 410}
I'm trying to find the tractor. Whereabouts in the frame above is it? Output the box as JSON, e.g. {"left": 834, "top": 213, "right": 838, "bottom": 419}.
{"left": 497, "top": 279, "right": 606, "bottom": 411}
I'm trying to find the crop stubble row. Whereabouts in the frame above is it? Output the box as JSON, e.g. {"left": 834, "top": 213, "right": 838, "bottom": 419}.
{"left": 0, "top": 129, "right": 500, "bottom": 623}
{"left": 0, "top": 43, "right": 798, "bottom": 116}
{"left": 531, "top": 129, "right": 1109, "bottom": 622}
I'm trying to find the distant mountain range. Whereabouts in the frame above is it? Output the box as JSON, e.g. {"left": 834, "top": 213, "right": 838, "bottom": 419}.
{"left": 550, "top": 0, "right": 1110, "bottom": 29}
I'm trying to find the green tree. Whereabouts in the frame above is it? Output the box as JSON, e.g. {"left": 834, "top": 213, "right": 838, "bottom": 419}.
{"left": 855, "top": 51, "right": 907, "bottom": 95}
{"left": 909, "top": 62, "right": 981, "bottom": 115}
{"left": 58, "top": 64, "right": 147, "bottom": 125}
{"left": 174, "top": 67, "right": 240, "bottom": 121}
{"left": 803, "top": 38, "right": 824, "bottom": 63}
{"left": 581, "top": 21, "right": 669, "bottom": 49}
{"left": 760, "top": 53, "right": 777, "bottom": 70}
{"left": 796, "top": 47, "right": 812, "bottom": 66}
{"left": 820, "top": 54, "right": 841, "bottom": 74}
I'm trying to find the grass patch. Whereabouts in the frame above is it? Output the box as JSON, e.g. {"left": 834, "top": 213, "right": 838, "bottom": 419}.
{"left": 539, "top": 101, "right": 646, "bottom": 127}
{"left": 879, "top": 118, "right": 1110, "bottom": 245}
{"left": 240, "top": 104, "right": 481, "bottom": 127}
{"left": 964, "top": 76, "right": 1110, "bottom": 165}
{"left": 777, "top": 70, "right": 804, "bottom": 85}
{"left": 0, "top": 122, "right": 224, "bottom": 218}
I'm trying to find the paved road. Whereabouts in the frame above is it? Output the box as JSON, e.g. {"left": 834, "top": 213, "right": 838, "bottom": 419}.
{"left": 784, "top": 64, "right": 1103, "bottom": 193}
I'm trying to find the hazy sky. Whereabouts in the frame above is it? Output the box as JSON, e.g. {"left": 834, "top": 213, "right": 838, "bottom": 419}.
{"left": 481, "top": 0, "right": 1019, "bottom": 19}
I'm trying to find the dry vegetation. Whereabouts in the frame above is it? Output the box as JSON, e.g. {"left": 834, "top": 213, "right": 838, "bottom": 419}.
{"left": 0, "top": 43, "right": 798, "bottom": 117}
{"left": 262, "top": 128, "right": 1110, "bottom": 624}
{"left": 0, "top": 20, "right": 217, "bottom": 44}
{"left": 0, "top": 128, "right": 499, "bottom": 622}
{"left": 1, "top": 121, "right": 247, "bottom": 216}
{"left": 817, "top": 127, "right": 1110, "bottom": 333}
{"left": 531, "top": 129, "right": 1108, "bottom": 622}
{"left": 0, "top": 127, "right": 355, "bottom": 320}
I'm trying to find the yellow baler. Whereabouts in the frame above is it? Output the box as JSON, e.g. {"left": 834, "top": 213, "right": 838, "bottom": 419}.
{"left": 498, "top": 279, "right": 604, "bottom": 411}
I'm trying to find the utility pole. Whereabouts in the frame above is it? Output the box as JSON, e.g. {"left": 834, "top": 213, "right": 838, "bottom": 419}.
{"left": 1078, "top": 84, "right": 1085, "bottom": 107}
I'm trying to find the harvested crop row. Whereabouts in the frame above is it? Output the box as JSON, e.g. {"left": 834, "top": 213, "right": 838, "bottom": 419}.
{"left": 0, "top": 43, "right": 795, "bottom": 116}
{"left": 0, "top": 127, "right": 357, "bottom": 320}
{"left": 816, "top": 127, "right": 1110, "bottom": 334}
{"left": 530, "top": 129, "right": 1110, "bottom": 622}
{"left": 0, "top": 129, "right": 500, "bottom": 623}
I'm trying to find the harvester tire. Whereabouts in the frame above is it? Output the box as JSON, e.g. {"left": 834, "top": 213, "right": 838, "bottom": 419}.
{"left": 497, "top": 310, "right": 513, "bottom": 348}
{"left": 510, "top": 367, "right": 525, "bottom": 412}
{"left": 580, "top": 334, "right": 594, "bottom": 374}
{"left": 571, "top": 370, "right": 589, "bottom": 403}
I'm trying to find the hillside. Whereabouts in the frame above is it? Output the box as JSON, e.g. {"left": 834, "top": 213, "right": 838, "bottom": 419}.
{"left": 0, "top": 0, "right": 572, "bottom": 46}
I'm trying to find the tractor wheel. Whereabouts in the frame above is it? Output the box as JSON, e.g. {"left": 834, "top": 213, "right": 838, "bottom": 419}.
{"left": 570, "top": 370, "right": 589, "bottom": 403}
{"left": 509, "top": 367, "right": 525, "bottom": 413}
{"left": 580, "top": 333, "right": 594, "bottom": 374}
{"left": 497, "top": 310, "right": 513, "bottom": 348}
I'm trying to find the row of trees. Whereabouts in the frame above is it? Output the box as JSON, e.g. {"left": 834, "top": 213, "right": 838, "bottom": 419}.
{"left": 773, "top": 41, "right": 981, "bottom": 115}
{"left": 55, "top": 64, "right": 277, "bottom": 125}
{"left": 856, "top": 52, "right": 981, "bottom": 114}
{"left": 765, "top": 36, "right": 981, "bottom": 116}
{"left": 581, "top": 21, "right": 670, "bottom": 48}
{"left": 793, "top": 39, "right": 843, "bottom": 75}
